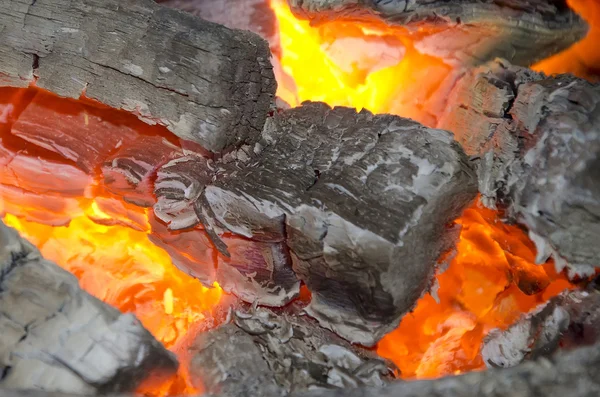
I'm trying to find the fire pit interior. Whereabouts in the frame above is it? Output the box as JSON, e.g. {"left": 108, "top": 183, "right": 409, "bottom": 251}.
{"left": 1, "top": 0, "right": 599, "bottom": 396}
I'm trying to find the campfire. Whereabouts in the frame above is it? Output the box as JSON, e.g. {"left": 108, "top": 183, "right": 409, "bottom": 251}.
{"left": 0, "top": 0, "right": 599, "bottom": 396}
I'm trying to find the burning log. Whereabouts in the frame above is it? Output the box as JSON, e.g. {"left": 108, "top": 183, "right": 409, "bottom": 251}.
{"left": 161, "top": 102, "right": 478, "bottom": 345}
{"left": 102, "top": 135, "right": 184, "bottom": 208}
{"left": 288, "top": 342, "right": 600, "bottom": 397}
{"left": 482, "top": 289, "right": 600, "bottom": 368}
{"left": 287, "top": 0, "right": 587, "bottom": 67}
{"left": 157, "top": 0, "right": 278, "bottom": 45}
{"left": 437, "top": 59, "right": 600, "bottom": 278}
{"left": 4, "top": 332, "right": 600, "bottom": 397}
{"left": 0, "top": 0, "right": 276, "bottom": 152}
{"left": 0, "top": 220, "right": 177, "bottom": 394}
{"left": 188, "top": 306, "right": 393, "bottom": 395}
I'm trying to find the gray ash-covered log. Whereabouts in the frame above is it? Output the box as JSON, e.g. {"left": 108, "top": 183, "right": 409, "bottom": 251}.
{"left": 188, "top": 306, "right": 393, "bottom": 396}
{"left": 287, "top": 0, "right": 587, "bottom": 67}
{"left": 0, "top": 0, "right": 276, "bottom": 152}
{"left": 158, "top": 102, "right": 477, "bottom": 345}
{"left": 0, "top": 221, "right": 178, "bottom": 394}
{"left": 482, "top": 289, "right": 600, "bottom": 368}
{"left": 3, "top": 334, "right": 600, "bottom": 397}
{"left": 437, "top": 59, "right": 600, "bottom": 278}
{"left": 156, "top": 0, "right": 278, "bottom": 46}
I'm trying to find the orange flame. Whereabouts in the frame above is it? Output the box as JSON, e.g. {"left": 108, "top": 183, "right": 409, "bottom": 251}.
{"left": 270, "top": 0, "right": 451, "bottom": 126}
{"left": 0, "top": 0, "right": 590, "bottom": 393}
{"left": 3, "top": 205, "right": 223, "bottom": 395}
{"left": 377, "top": 204, "right": 571, "bottom": 378}
{"left": 269, "top": 0, "right": 574, "bottom": 379}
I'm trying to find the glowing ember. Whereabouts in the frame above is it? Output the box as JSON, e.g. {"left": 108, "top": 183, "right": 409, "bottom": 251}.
{"left": 0, "top": 0, "right": 589, "bottom": 394}
{"left": 3, "top": 207, "right": 223, "bottom": 395}
{"left": 376, "top": 204, "right": 572, "bottom": 378}
{"left": 270, "top": 0, "right": 451, "bottom": 125}
{"left": 269, "top": 0, "right": 573, "bottom": 380}
{"left": 533, "top": 0, "right": 600, "bottom": 81}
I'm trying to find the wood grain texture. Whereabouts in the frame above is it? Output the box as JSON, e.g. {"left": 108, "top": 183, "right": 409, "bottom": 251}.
{"left": 0, "top": 0, "right": 276, "bottom": 152}
{"left": 188, "top": 306, "right": 392, "bottom": 395}
{"left": 165, "top": 102, "right": 478, "bottom": 345}
{"left": 437, "top": 59, "right": 600, "bottom": 279}
{"left": 0, "top": 221, "right": 177, "bottom": 394}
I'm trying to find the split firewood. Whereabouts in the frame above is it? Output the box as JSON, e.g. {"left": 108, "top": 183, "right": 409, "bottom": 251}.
{"left": 287, "top": 0, "right": 587, "bottom": 67}
{"left": 0, "top": 0, "right": 276, "bottom": 152}
{"left": 482, "top": 289, "right": 600, "bottom": 368}
{"left": 437, "top": 59, "right": 600, "bottom": 278}
{"left": 0, "top": 220, "right": 178, "bottom": 394}
{"left": 188, "top": 306, "right": 393, "bottom": 396}
{"left": 158, "top": 102, "right": 477, "bottom": 345}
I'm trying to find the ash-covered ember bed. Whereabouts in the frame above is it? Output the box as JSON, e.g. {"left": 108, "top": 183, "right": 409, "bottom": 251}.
{"left": 0, "top": 0, "right": 599, "bottom": 396}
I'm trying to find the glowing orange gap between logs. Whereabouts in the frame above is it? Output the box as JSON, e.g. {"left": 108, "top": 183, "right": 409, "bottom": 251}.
{"left": 0, "top": 0, "right": 588, "bottom": 394}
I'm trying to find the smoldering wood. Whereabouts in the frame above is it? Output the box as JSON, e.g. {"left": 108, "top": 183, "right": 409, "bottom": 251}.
{"left": 437, "top": 59, "right": 600, "bottom": 278}
{"left": 215, "top": 236, "right": 300, "bottom": 307}
{"left": 0, "top": 0, "right": 276, "bottom": 152}
{"left": 178, "top": 102, "right": 478, "bottom": 345}
{"left": 0, "top": 221, "right": 178, "bottom": 394}
{"left": 289, "top": 342, "right": 600, "bottom": 397}
{"left": 482, "top": 289, "right": 600, "bottom": 368}
{"left": 148, "top": 214, "right": 217, "bottom": 286}
{"left": 9, "top": 90, "right": 140, "bottom": 174}
{"left": 287, "top": 0, "right": 587, "bottom": 67}
{"left": 102, "top": 135, "right": 184, "bottom": 208}
{"left": 153, "top": 154, "right": 215, "bottom": 231}
{"left": 188, "top": 306, "right": 393, "bottom": 396}
{"left": 5, "top": 339, "right": 600, "bottom": 397}
{"left": 157, "top": 0, "right": 278, "bottom": 46}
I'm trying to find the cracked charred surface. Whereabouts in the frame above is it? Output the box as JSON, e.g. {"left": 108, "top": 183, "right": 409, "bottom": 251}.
{"left": 188, "top": 306, "right": 393, "bottom": 396}
{"left": 482, "top": 289, "right": 600, "bottom": 369}
{"left": 0, "top": 0, "right": 276, "bottom": 152}
{"left": 3, "top": 339, "right": 600, "bottom": 397}
{"left": 160, "top": 103, "right": 478, "bottom": 345}
{"left": 437, "top": 59, "right": 600, "bottom": 278}
{"left": 157, "top": 0, "right": 278, "bottom": 45}
{"left": 0, "top": 221, "right": 178, "bottom": 394}
{"left": 287, "top": 0, "right": 587, "bottom": 67}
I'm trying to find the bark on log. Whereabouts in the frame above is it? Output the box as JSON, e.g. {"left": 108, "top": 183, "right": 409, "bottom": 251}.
{"left": 188, "top": 306, "right": 393, "bottom": 396}
{"left": 0, "top": 221, "right": 178, "bottom": 394}
{"left": 437, "top": 59, "right": 600, "bottom": 278}
{"left": 159, "top": 102, "right": 477, "bottom": 345}
{"left": 0, "top": 0, "right": 276, "bottom": 152}
{"left": 287, "top": 0, "right": 587, "bottom": 67}
{"left": 482, "top": 289, "right": 600, "bottom": 368}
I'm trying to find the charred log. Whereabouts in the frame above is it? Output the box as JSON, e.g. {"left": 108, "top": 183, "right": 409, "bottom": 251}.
{"left": 482, "top": 289, "right": 600, "bottom": 368}
{"left": 160, "top": 103, "right": 477, "bottom": 345}
{"left": 4, "top": 338, "right": 600, "bottom": 397}
{"left": 188, "top": 306, "right": 393, "bottom": 395}
{"left": 0, "top": 221, "right": 177, "bottom": 394}
{"left": 287, "top": 0, "right": 587, "bottom": 67}
{"left": 0, "top": 0, "right": 276, "bottom": 152}
{"left": 289, "top": 341, "right": 600, "bottom": 397}
{"left": 437, "top": 59, "right": 600, "bottom": 278}
{"left": 157, "top": 0, "right": 278, "bottom": 46}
